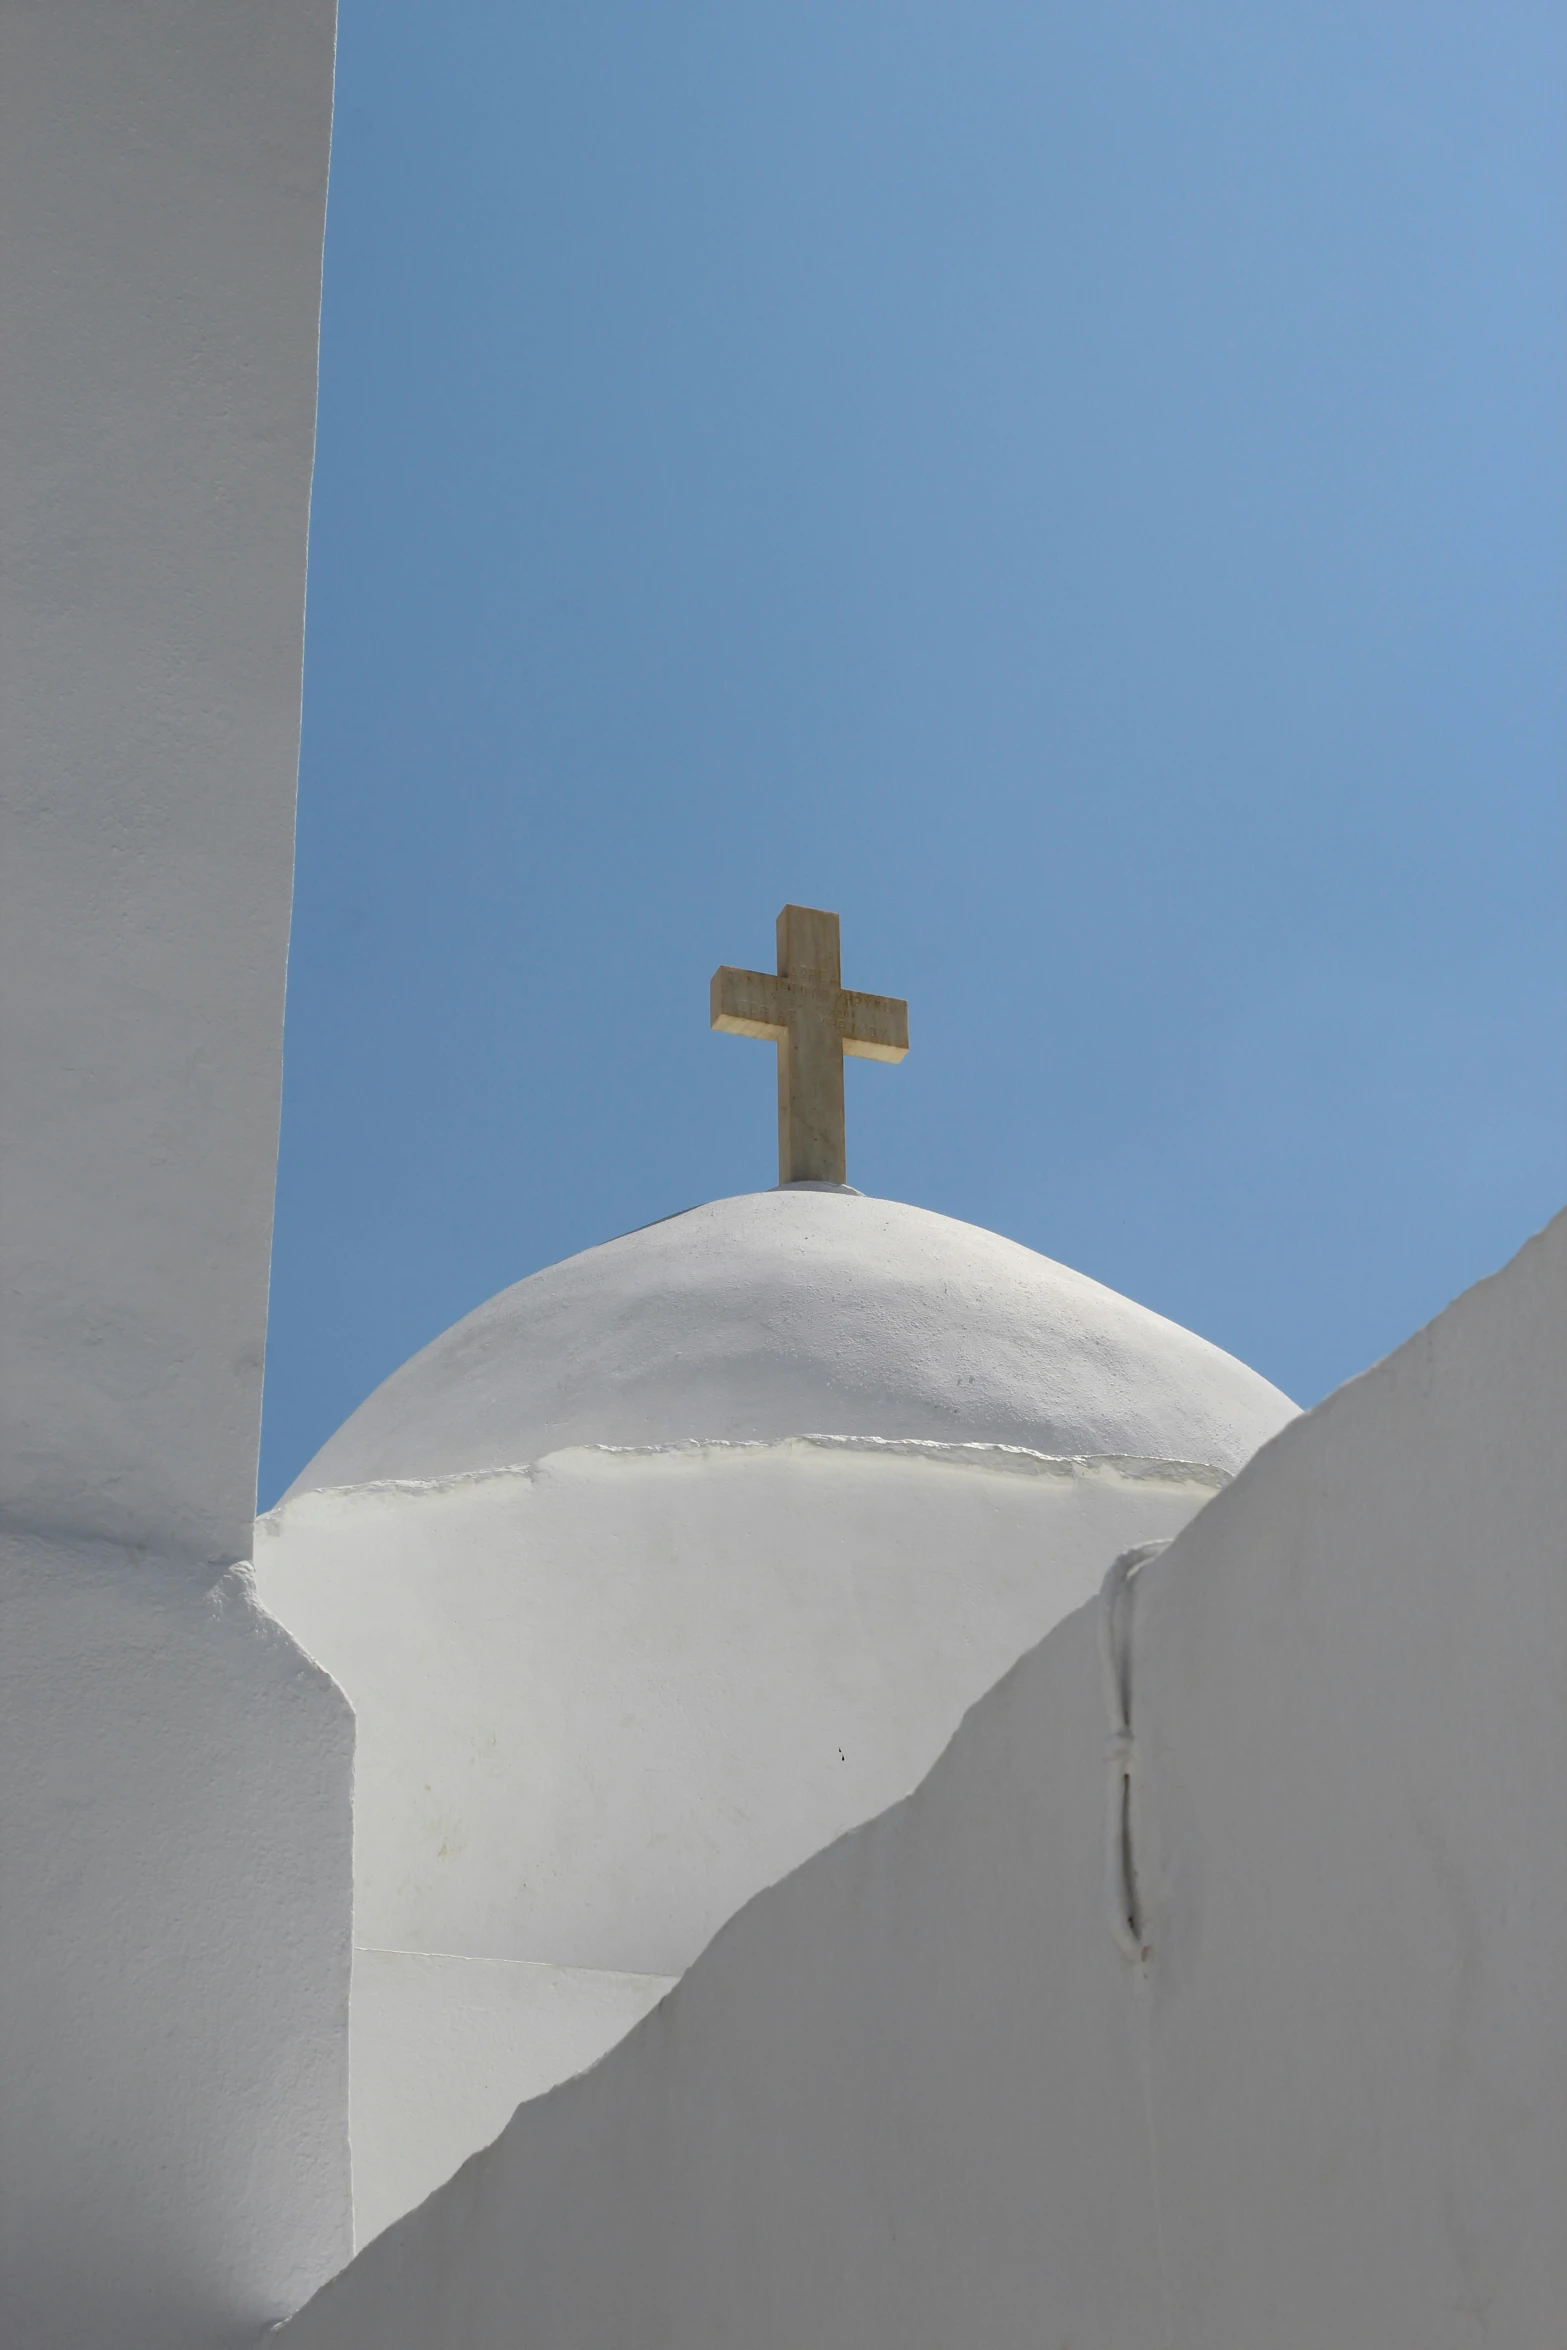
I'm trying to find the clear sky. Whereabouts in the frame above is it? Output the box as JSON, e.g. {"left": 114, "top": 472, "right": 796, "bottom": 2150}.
{"left": 259, "top": 0, "right": 1565, "bottom": 1506}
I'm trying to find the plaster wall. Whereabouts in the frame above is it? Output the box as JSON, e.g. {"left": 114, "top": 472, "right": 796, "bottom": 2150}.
{"left": 275, "top": 1211, "right": 1566, "bottom": 2350}
{"left": 1, "top": 0, "right": 335, "bottom": 1563}
{"left": 350, "top": 1951, "right": 674, "bottom": 2248}
{"left": 274, "top": 1533, "right": 1160, "bottom": 2348}
{"left": 256, "top": 1443, "right": 1224, "bottom": 1975}
{"left": 0, "top": 1537, "right": 354, "bottom": 2350}
{"left": 258, "top": 1439, "right": 1222, "bottom": 2243}
{"left": 1124, "top": 1205, "right": 1567, "bottom": 2345}
{"left": 0, "top": 7, "right": 353, "bottom": 2342}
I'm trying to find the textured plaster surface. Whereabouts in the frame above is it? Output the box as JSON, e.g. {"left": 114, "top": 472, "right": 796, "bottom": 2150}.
{"left": 259, "top": 1440, "right": 1223, "bottom": 2240}
{"left": 0, "top": 7, "right": 351, "bottom": 2344}
{"left": 257, "top": 1443, "right": 1224, "bottom": 1976}
{"left": 288, "top": 1189, "right": 1298, "bottom": 1499}
{"left": 1, "top": 0, "right": 335, "bottom": 1566}
{"left": 1, "top": 1537, "right": 354, "bottom": 2350}
{"left": 1126, "top": 1206, "right": 1567, "bottom": 2345}
{"left": 275, "top": 1211, "right": 1566, "bottom": 2350}
{"left": 275, "top": 1559, "right": 1163, "bottom": 2349}
{"left": 349, "top": 1950, "right": 674, "bottom": 2248}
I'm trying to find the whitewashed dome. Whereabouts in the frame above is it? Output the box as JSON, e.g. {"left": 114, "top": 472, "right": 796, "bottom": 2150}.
{"left": 262, "top": 1187, "right": 1299, "bottom": 2238}
{"left": 290, "top": 1186, "right": 1295, "bottom": 1495}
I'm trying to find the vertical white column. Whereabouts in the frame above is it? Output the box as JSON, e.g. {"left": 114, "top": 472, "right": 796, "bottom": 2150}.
{"left": 0, "top": 3, "right": 353, "bottom": 2341}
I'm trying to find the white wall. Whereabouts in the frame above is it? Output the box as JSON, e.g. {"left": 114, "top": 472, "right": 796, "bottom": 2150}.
{"left": 0, "top": 6, "right": 353, "bottom": 2343}
{"left": 275, "top": 1209, "right": 1566, "bottom": 2350}
{"left": 0, "top": 1540, "right": 353, "bottom": 2349}
{"left": 258, "top": 1440, "right": 1222, "bottom": 2245}
{"left": 271, "top": 1522, "right": 1160, "bottom": 2348}
{"left": 350, "top": 1951, "right": 673, "bottom": 2250}
{"left": 257, "top": 1442, "right": 1225, "bottom": 1976}
{"left": 1126, "top": 1205, "right": 1567, "bottom": 2345}
{"left": 1, "top": 0, "right": 335, "bottom": 1565}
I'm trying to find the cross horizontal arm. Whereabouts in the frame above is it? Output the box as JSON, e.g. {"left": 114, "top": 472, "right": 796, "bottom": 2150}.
{"left": 711, "top": 968, "right": 909, "bottom": 1062}
{"left": 839, "top": 989, "right": 909, "bottom": 1064}
{"left": 710, "top": 965, "right": 792, "bottom": 1042}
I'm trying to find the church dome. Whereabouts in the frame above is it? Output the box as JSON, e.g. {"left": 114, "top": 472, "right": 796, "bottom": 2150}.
{"left": 289, "top": 1187, "right": 1295, "bottom": 1495}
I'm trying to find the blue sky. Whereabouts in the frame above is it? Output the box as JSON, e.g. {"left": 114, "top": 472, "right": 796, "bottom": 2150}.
{"left": 260, "top": 0, "right": 1565, "bottom": 1505}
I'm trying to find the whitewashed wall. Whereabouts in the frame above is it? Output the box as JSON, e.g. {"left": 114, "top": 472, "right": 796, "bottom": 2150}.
{"left": 276, "top": 1209, "right": 1566, "bottom": 2349}
{"left": 257, "top": 1441, "right": 1224, "bottom": 2239}
{"left": 257, "top": 1443, "right": 1226, "bottom": 1977}
{"left": 0, "top": 5, "right": 352, "bottom": 2343}
{"left": 1, "top": 0, "right": 335, "bottom": 1563}
{"left": 0, "top": 1542, "right": 353, "bottom": 2348}
{"left": 1126, "top": 1205, "right": 1567, "bottom": 2345}
{"left": 346, "top": 1951, "right": 675, "bottom": 2252}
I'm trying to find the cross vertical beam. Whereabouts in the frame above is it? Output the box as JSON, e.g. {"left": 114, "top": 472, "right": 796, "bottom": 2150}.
{"left": 710, "top": 905, "right": 909, "bottom": 1187}
{"left": 775, "top": 903, "right": 844, "bottom": 1186}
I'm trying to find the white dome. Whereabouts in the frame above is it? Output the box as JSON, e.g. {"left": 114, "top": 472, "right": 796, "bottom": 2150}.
{"left": 265, "top": 1186, "right": 1298, "bottom": 2238}
{"left": 289, "top": 1188, "right": 1295, "bottom": 1495}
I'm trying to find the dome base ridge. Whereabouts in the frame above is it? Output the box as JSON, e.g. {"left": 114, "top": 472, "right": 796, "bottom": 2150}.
{"left": 263, "top": 1434, "right": 1234, "bottom": 1521}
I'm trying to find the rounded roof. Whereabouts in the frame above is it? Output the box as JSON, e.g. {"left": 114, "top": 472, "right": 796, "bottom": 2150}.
{"left": 288, "top": 1189, "right": 1296, "bottom": 1496}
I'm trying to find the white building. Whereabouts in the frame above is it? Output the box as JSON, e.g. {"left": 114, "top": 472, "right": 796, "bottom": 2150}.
{"left": 4, "top": 10, "right": 1562, "bottom": 2349}
{"left": 278, "top": 1205, "right": 1567, "bottom": 2350}
{"left": 254, "top": 1184, "right": 1296, "bottom": 2239}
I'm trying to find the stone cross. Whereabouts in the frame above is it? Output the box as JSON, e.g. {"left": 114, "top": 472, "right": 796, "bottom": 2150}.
{"left": 711, "top": 905, "right": 909, "bottom": 1186}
